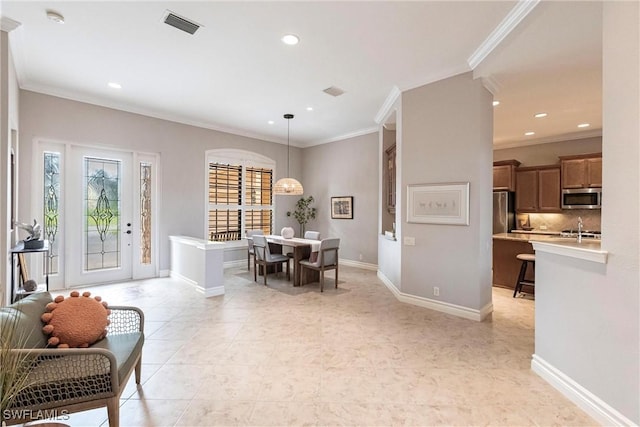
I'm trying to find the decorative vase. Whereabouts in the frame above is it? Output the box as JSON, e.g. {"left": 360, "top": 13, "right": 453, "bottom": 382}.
{"left": 281, "top": 227, "right": 294, "bottom": 239}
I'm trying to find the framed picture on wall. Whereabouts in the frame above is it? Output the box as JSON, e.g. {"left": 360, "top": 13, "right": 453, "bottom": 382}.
{"left": 331, "top": 196, "right": 354, "bottom": 219}
{"left": 407, "top": 182, "right": 469, "bottom": 225}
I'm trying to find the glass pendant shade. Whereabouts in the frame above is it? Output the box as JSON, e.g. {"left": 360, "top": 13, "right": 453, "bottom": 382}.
{"left": 274, "top": 177, "right": 304, "bottom": 195}
{"left": 274, "top": 113, "right": 304, "bottom": 195}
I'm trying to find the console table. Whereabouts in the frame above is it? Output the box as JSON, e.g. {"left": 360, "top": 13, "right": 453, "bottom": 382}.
{"left": 10, "top": 240, "right": 50, "bottom": 303}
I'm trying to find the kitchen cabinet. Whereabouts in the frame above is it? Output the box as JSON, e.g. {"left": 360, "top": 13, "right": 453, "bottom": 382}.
{"left": 493, "top": 159, "right": 521, "bottom": 191}
{"left": 560, "top": 153, "right": 602, "bottom": 189}
{"left": 515, "top": 165, "right": 561, "bottom": 213}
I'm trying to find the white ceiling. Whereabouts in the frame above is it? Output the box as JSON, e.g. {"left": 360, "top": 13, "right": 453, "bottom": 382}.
{"left": 1, "top": 1, "right": 602, "bottom": 148}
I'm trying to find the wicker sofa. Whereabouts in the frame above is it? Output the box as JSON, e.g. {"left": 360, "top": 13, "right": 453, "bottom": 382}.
{"left": 1, "top": 292, "right": 144, "bottom": 427}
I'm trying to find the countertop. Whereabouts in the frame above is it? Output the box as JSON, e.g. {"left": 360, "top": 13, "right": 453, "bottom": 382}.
{"left": 493, "top": 232, "right": 607, "bottom": 263}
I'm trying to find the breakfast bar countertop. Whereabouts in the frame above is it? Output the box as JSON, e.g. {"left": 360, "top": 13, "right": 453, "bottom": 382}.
{"left": 493, "top": 232, "right": 607, "bottom": 263}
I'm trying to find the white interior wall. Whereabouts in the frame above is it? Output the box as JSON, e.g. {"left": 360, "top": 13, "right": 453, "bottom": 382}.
{"left": 17, "top": 91, "right": 302, "bottom": 272}
{"left": 533, "top": 2, "right": 639, "bottom": 424}
{"left": 400, "top": 72, "right": 493, "bottom": 315}
{"left": 300, "top": 133, "right": 378, "bottom": 265}
{"left": 493, "top": 136, "right": 602, "bottom": 166}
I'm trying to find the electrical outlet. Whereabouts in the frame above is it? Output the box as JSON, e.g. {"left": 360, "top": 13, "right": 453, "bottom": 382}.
{"left": 540, "top": 225, "right": 548, "bottom": 230}
{"left": 433, "top": 286, "right": 440, "bottom": 296}
{"left": 359, "top": 253, "right": 363, "bottom": 261}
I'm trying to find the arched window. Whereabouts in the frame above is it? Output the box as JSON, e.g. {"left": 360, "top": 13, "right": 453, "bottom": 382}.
{"left": 206, "top": 149, "right": 275, "bottom": 243}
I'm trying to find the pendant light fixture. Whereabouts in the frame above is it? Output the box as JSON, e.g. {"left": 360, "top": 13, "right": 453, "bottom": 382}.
{"left": 274, "top": 113, "right": 304, "bottom": 195}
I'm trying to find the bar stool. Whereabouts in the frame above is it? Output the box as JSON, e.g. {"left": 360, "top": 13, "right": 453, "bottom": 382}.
{"left": 513, "top": 253, "right": 535, "bottom": 297}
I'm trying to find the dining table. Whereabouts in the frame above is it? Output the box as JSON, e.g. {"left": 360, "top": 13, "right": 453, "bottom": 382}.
{"left": 263, "top": 235, "right": 321, "bottom": 287}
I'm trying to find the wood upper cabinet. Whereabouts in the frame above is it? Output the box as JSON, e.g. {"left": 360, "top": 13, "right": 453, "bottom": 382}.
{"left": 538, "top": 167, "right": 562, "bottom": 212}
{"left": 560, "top": 153, "right": 602, "bottom": 189}
{"left": 515, "top": 165, "right": 561, "bottom": 213}
{"left": 493, "top": 159, "right": 521, "bottom": 191}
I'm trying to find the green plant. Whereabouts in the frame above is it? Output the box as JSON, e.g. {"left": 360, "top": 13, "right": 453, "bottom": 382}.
{"left": 0, "top": 309, "right": 36, "bottom": 425}
{"left": 286, "top": 196, "right": 317, "bottom": 236}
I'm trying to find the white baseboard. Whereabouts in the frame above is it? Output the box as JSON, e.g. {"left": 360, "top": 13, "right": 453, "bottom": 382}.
{"left": 169, "top": 270, "right": 196, "bottom": 287}
{"left": 340, "top": 258, "right": 378, "bottom": 271}
{"left": 531, "top": 354, "right": 636, "bottom": 426}
{"left": 169, "top": 271, "right": 225, "bottom": 297}
{"left": 377, "top": 270, "right": 492, "bottom": 322}
{"left": 224, "top": 260, "right": 246, "bottom": 269}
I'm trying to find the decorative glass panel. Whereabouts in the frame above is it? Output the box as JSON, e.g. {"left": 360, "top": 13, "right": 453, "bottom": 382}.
{"left": 43, "top": 152, "right": 60, "bottom": 274}
{"left": 140, "top": 162, "right": 152, "bottom": 264}
{"left": 85, "top": 157, "right": 120, "bottom": 271}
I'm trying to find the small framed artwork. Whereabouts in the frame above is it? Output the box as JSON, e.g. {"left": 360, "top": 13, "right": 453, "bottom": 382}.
{"left": 407, "top": 182, "right": 469, "bottom": 225}
{"left": 331, "top": 196, "right": 354, "bottom": 219}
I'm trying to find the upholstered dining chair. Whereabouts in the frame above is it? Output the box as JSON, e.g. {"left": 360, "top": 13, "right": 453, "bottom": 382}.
{"left": 246, "top": 229, "right": 264, "bottom": 271}
{"left": 299, "top": 238, "right": 340, "bottom": 292}
{"left": 252, "top": 234, "right": 290, "bottom": 286}
{"left": 304, "top": 230, "right": 320, "bottom": 240}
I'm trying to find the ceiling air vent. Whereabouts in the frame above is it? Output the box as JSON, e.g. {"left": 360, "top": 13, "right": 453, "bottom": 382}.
{"left": 163, "top": 11, "right": 200, "bottom": 35}
{"left": 323, "top": 86, "right": 345, "bottom": 97}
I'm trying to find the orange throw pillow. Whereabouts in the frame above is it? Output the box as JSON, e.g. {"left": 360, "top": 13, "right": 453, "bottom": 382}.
{"left": 41, "top": 291, "right": 111, "bottom": 348}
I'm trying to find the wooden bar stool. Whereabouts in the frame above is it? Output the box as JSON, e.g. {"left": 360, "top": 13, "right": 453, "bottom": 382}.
{"left": 513, "top": 253, "right": 535, "bottom": 297}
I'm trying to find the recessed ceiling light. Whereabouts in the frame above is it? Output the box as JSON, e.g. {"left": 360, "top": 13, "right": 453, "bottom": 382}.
{"left": 492, "top": 101, "right": 500, "bottom": 107}
{"left": 281, "top": 34, "right": 299, "bottom": 45}
{"left": 108, "top": 82, "right": 122, "bottom": 89}
{"left": 524, "top": 131, "right": 535, "bottom": 136}
{"left": 577, "top": 123, "right": 590, "bottom": 128}
{"left": 306, "top": 107, "right": 313, "bottom": 111}
{"left": 46, "top": 10, "right": 65, "bottom": 24}
{"left": 534, "top": 112, "right": 548, "bottom": 118}
{"left": 268, "top": 120, "right": 274, "bottom": 125}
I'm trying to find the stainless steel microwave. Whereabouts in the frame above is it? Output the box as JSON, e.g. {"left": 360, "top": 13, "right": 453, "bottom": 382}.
{"left": 562, "top": 188, "right": 602, "bottom": 209}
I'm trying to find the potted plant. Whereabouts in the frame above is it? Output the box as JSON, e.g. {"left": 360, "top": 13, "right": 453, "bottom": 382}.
{"left": 287, "top": 196, "right": 317, "bottom": 236}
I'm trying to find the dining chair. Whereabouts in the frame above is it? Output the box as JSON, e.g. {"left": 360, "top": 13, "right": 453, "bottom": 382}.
{"left": 246, "top": 229, "right": 264, "bottom": 271}
{"left": 304, "top": 230, "right": 320, "bottom": 240}
{"left": 252, "top": 235, "right": 290, "bottom": 286}
{"left": 299, "top": 238, "right": 340, "bottom": 292}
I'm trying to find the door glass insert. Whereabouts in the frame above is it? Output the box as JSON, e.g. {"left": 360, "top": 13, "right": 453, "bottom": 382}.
{"left": 140, "top": 162, "right": 152, "bottom": 264}
{"left": 85, "top": 157, "right": 121, "bottom": 271}
{"left": 43, "top": 152, "right": 61, "bottom": 274}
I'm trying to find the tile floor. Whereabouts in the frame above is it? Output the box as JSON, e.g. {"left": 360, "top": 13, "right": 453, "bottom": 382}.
{"left": 39, "top": 265, "right": 596, "bottom": 426}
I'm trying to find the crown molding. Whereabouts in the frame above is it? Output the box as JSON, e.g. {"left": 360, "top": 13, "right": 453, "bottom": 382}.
{"left": 467, "top": 0, "right": 540, "bottom": 70}
{"left": 306, "top": 126, "right": 378, "bottom": 148}
{"left": 19, "top": 84, "right": 308, "bottom": 146}
{"left": 1, "top": 16, "right": 21, "bottom": 32}
{"left": 374, "top": 86, "right": 401, "bottom": 124}
{"left": 481, "top": 75, "right": 502, "bottom": 96}
{"left": 493, "top": 128, "right": 602, "bottom": 149}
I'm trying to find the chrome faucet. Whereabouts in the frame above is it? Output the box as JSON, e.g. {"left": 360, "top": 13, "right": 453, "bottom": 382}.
{"left": 577, "top": 216, "right": 583, "bottom": 243}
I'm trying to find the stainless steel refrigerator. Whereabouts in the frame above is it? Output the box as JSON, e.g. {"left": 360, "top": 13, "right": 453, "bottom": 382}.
{"left": 493, "top": 191, "right": 515, "bottom": 234}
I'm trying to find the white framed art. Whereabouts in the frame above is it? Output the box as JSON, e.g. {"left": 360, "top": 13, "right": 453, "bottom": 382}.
{"left": 407, "top": 182, "right": 469, "bottom": 225}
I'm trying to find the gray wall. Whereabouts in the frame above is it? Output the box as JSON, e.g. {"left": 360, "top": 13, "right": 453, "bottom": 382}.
{"left": 17, "top": 91, "right": 302, "bottom": 271}
{"left": 493, "top": 136, "right": 602, "bottom": 167}
{"left": 400, "top": 72, "right": 493, "bottom": 312}
{"left": 1, "top": 30, "right": 20, "bottom": 305}
{"left": 301, "top": 132, "right": 378, "bottom": 265}
{"left": 535, "top": 2, "right": 639, "bottom": 423}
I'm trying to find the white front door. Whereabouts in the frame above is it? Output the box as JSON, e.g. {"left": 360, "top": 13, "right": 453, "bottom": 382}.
{"left": 66, "top": 146, "right": 133, "bottom": 286}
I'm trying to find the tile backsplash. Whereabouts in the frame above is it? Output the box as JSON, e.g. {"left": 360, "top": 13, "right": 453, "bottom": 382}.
{"left": 516, "top": 210, "right": 601, "bottom": 232}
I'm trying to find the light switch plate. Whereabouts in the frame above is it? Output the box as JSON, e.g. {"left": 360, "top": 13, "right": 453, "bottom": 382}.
{"left": 404, "top": 237, "right": 415, "bottom": 246}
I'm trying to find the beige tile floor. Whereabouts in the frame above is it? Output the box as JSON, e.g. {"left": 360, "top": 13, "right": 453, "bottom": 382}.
{"left": 42, "top": 265, "right": 596, "bottom": 426}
